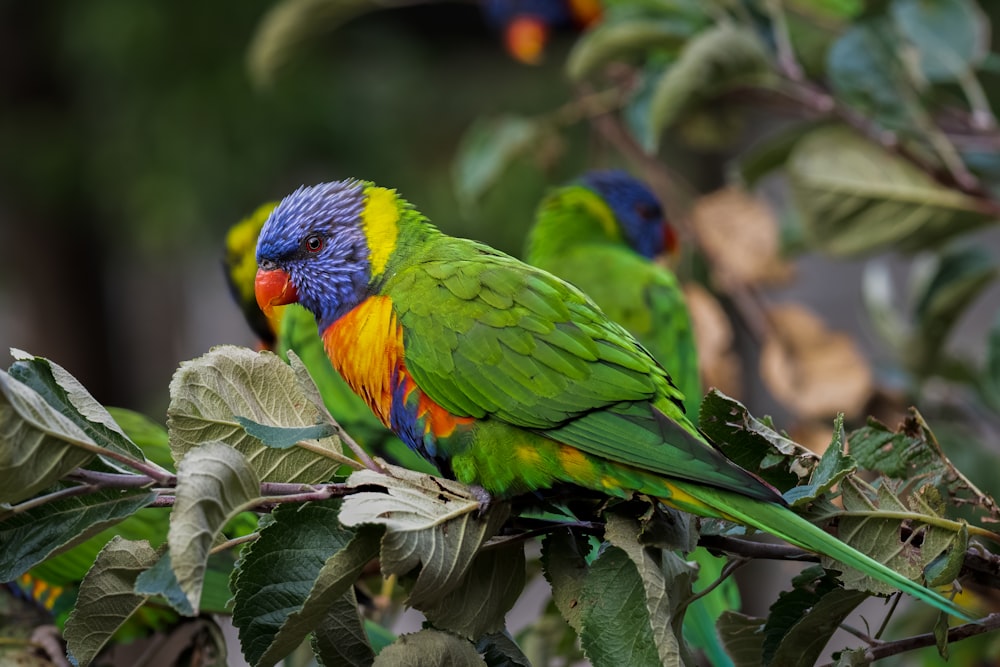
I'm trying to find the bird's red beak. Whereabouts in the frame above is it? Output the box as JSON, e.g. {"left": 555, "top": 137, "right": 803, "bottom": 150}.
{"left": 255, "top": 268, "right": 299, "bottom": 316}
{"left": 662, "top": 222, "right": 679, "bottom": 258}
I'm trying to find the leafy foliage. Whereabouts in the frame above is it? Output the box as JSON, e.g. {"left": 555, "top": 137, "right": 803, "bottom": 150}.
{"left": 8, "top": 0, "right": 1000, "bottom": 665}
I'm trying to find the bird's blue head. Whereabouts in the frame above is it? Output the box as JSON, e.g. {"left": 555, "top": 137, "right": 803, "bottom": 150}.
{"left": 579, "top": 169, "right": 675, "bottom": 259}
{"left": 255, "top": 180, "right": 373, "bottom": 331}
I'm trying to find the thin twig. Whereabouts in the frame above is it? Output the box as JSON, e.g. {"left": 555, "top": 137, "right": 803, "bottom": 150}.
{"left": 839, "top": 623, "right": 880, "bottom": 646}
{"left": 209, "top": 532, "right": 259, "bottom": 555}
{"left": 9, "top": 483, "right": 97, "bottom": 513}
{"left": 818, "top": 613, "right": 1000, "bottom": 666}
{"left": 67, "top": 468, "right": 158, "bottom": 488}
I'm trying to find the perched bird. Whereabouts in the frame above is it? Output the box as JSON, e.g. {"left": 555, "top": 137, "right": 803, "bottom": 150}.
{"left": 481, "top": 0, "right": 602, "bottom": 64}
{"left": 526, "top": 169, "right": 698, "bottom": 417}
{"left": 526, "top": 170, "right": 725, "bottom": 663}
{"left": 254, "top": 179, "right": 971, "bottom": 620}
{"left": 225, "top": 203, "right": 436, "bottom": 473}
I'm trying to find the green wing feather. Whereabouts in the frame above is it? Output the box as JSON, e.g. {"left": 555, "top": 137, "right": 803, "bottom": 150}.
{"left": 389, "top": 239, "right": 775, "bottom": 502}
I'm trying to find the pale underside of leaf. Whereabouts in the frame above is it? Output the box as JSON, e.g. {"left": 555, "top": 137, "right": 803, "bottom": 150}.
{"left": 167, "top": 345, "right": 342, "bottom": 483}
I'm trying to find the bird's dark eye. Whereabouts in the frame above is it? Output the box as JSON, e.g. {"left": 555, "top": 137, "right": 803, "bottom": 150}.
{"left": 304, "top": 235, "right": 324, "bottom": 253}
{"left": 635, "top": 203, "right": 660, "bottom": 221}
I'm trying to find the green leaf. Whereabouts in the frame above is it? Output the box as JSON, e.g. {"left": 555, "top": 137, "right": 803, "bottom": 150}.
{"left": 63, "top": 536, "right": 158, "bottom": 667}
{"left": 235, "top": 417, "right": 338, "bottom": 449}
{"left": 169, "top": 442, "right": 261, "bottom": 610}
{"left": 247, "top": 0, "right": 394, "bottom": 87}
{"left": 603, "top": 513, "right": 693, "bottom": 666}
{"left": 891, "top": 0, "right": 988, "bottom": 82}
{"left": 452, "top": 115, "right": 543, "bottom": 210}
{"left": 787, "top": 126, "right": 995, "bottom": 256}
{"left": 848, "top": 417, "right": 944, "bottom": 482}
{"left": 0, "top": 369, "right": 96, "bottom": 504}
{"left": 578, "top": 546, "right": 664, "bottom": 667}
{"left": 8, "top": 351, "right": 147, "bottom": 471}
{"left": 566, "top": 18, "right": 695, "bottom": 81}
{"left": 339, "top": 463, "right": 509, "bottom": 608}
{"left": 832, "top": 477, "right": 960, "bottom": 594}
{"left": 982, "top": 310, "right": 1000, "bottom": 410}
{"left": 716, "top": 612, "right": 765, "bottom": 667}
{"left": 909, "top": 245, "right": 997, "bottom": 374}
{"left": 372, "top": 629, "right": 487, "bottom": 667}
{"left": 699, "top": 390, "right": 817, "bottom": 492}
{"left": 541, "top": 529, "right": 593, "bottom": 633}
{"left": 0, "top": 486, "right": 155, "bottom": 581}
{"left": 419, "top": 541, "right": 526, "bottom": 640}
{"left": 763, "top": 567, "right": 868, "bottom": 667}
{"left": 106, "top": 407, "right": 175, "bottom": 472}
{"left": 476, "top": 631, "right": 531, "bottom": 667}
{"left": 784, "top": 415, "right": 856, "bottom": 507}
{"left": 311, "top": 588, "right": 376, "bottom": 667}
{"left": 231, "top": 498, "right": 381, "bottom": 667}
{"left": 168, "top": 345, "right": 343, "bottom": 484}
{"left": 734, "top": 121, "right": 828, "bottom": 188}
{"left": 827, "top": 19, "right": 919, "bottom": 131}
{"left": 648, "top": 24, "right": 773, "bottom": 143}
{"left": 134, "top": 550, "right": 195, "bottom": 616}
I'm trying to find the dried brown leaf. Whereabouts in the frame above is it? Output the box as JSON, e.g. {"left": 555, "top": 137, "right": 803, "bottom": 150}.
{"left": 683, "top": 283, "right": 742, "bottom": 397}
{"left": 760, "top": 304, "right": 873, "bottom": 419}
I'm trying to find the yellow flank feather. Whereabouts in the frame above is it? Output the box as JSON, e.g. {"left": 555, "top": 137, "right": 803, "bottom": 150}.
{"left": 361, "top": 186, "right": 400, "bottom": 277}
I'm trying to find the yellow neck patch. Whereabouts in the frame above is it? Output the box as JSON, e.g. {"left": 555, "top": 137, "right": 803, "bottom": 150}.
{"left": 580, "top": 191, "right": 622, "bottom": 241}
{"left": 361, "top": 186, "right": 400, "bottom": 278}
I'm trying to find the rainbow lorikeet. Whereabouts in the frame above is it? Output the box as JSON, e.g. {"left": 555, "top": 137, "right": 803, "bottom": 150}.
{"left": 525, "top": 170, "right": 698, "bottom": 418}
{"left": 481, "top": 0, "right": 602, "bottom": 64}
{"left": 253, "top": 179, "right": 971, "bottom": 621}
{"left": 526, "top": 170, "right": 729, "bottom": 664}
{"left": 224, "top": 203, "right": 436, "bottom": 474}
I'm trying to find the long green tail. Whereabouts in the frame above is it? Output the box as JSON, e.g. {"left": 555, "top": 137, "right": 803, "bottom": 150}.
{"left": 669, "top": 482, "right": 976, "bottom": 622}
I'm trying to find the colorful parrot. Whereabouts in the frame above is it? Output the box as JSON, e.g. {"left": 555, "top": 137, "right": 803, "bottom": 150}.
{"left": 525, "top": 170, "right": 728, "bottom": 664}
{"left": 253, "top": 179, "right": 971, "bottom": 621}
{"left": 525, "top": 169, "right": 698, "bottom": 418}
{"left": 224, "top": 203, "right": 436, "bottom": 474}
{"left": 481, "top": 0, "right": 602, "bottom": 64}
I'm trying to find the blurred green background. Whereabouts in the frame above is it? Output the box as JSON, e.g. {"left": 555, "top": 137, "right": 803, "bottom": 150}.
{"left": 0, "top": 0, "right": 591, "bottom": 415}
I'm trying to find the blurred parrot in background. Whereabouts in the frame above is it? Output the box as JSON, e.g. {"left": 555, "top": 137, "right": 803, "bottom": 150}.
{"left": 253, "top": 179, "right": 971, "bottom": 626}
{"left": 224, "top": 202, "right": 436, "bottom": 474}
{"left": 481, "top": 0, "right": 602, "bottom": 64}
{"left": 525, "top": 170, "right": 732, "bottom": 665}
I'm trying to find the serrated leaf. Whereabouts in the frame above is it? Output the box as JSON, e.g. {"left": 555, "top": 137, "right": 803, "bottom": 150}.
{"left": 0, "top": 486, "right": 155, "bottom": 581}
{"left": 235, "top": 417, "right": 338, "bottom": 449}
{"left": 8, "top": 351, "right": 147, "bottom": 472}
{"left": 891, "top": 0, "right": 988, "bottom": 82}
{"left": 566, "top": 18, "right": 695, "bottom": 81}
{"left": 372, "top": 629, "right": 487, "bottom": 667}
{"left": 847, "top": 417, "right": 941, "bottom": 482}
{"left": 0, "top": 370, "right": 96, "bottom": 504}
{"left": 231, "top": 499, "right": 381, "bottom": 667}
{"left": 169, "top": 442, "right": 261, "bottom": 610}
{"left": 477, "top": 631, "right": 531, "bottom": 667}
{"left": 717, "top": 611, "right": 765, "bottom": 667}
{"left": 420, "top": 541, "right": 526, "bottom": 640}
{"left": 832, "top": 478, "right": 958, "bottom": 594}
{"left": 604, "top": 513, "right": 691, "bottom": 667}
{"left": 247, "top": 0, "right": 391, "bottom": 87}
{"left": 765, "top": 568, "right": 868, "bottom": 667}
{"left": 648, "top": 24, "right": 774, "bottom": 142}
{"left": 134, "top": 550, "right": 195, "bottom": 616}
{"left": 541, "top": 529, "right": 593, "bottom": 633}
{"left": 579, "top": 546, "right": 665, "bottom": 667}
{"left": 311, "top": 588, "right": 375, "bottom": 667}
{"left": 340, "top": 463, "right": 509, "bottom": 608}
{"left": 785, "top": 415, "right": 856, "bottom": 506}
{"left": 788, "top": 126, "right": 994, "bottom": 257}
{"left": 699, "top": 390, "right": 817, "bottom": 492}
{"left": 63, "top": 536, "right": 158, "bottom": 667}
{"left": 168, "top": 345, "right": 342, "bottom": 484}
{"left": 452, "top": 115, "right": 542, "bottom": 209}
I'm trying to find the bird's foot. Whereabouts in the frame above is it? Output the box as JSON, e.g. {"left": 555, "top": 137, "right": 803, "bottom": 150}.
{"left": 469, "top": 484, "right": 494, "bottom": 517}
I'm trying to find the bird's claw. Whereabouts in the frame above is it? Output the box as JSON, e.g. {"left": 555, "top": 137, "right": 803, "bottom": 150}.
{"left": 470, "top": 484, "right": 493, "bottom": 517}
